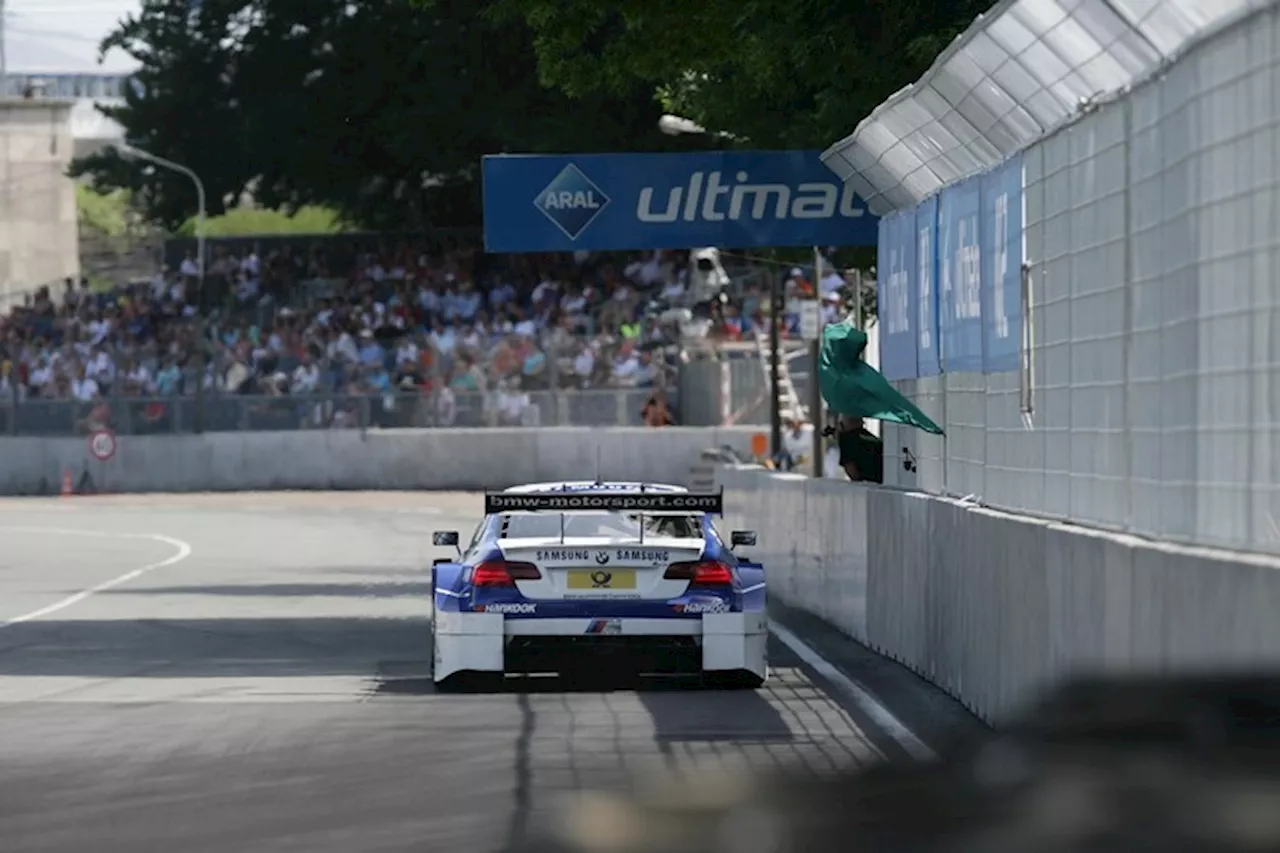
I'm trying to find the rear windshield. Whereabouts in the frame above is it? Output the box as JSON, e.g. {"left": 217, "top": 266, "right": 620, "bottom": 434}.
{"left": 499, "top": 512, "right": 703, "bottom": 540}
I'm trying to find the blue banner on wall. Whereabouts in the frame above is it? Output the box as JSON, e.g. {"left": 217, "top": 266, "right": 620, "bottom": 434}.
{"left": 938, "top": 178, "right": 984, "bottom": 373}
{"left": 980, "top": 155, "right": 1023, "bottom": 373}
{"left": 914, "top": 196, "right": 940, "bottom": 377}
{"left": 876, "top": 210, "right": 917, "bottom": 380}
{"left": 481, "top": 151, "right": 878, "bottom": 253}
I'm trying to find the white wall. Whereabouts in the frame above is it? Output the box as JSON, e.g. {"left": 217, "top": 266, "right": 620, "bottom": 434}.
{"left": 718, "top": 465, "right": 1280, "bottom": 722}
{"left": 0, "top": 427, "right": 758, "bottom": 495}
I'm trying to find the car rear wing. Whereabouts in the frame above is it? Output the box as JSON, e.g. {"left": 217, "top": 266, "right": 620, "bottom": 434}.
{"left": 484, "top": 490, "right": 724, "bottom": 516}
{"left": 485, "top": 489, "right": 724, "bottom": 544}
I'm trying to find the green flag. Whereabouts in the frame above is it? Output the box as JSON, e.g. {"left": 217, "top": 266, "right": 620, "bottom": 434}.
{"left": 818, "top": 319, "right": 944, "bottom": 435}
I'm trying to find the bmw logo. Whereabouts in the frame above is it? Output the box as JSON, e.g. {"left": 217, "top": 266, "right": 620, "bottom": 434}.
{"left": 594, "top": 550, "right": 610, "bottom": 565}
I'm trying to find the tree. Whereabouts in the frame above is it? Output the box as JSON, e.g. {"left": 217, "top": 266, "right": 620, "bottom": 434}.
{"left": 71, "top": 0, "right": 715, "bottom": 231}
{"left": 70, "top": 0, "right": 256, "bottom": 229}
{"left": 487, "top": 0, "right": 993, "bottom": 149}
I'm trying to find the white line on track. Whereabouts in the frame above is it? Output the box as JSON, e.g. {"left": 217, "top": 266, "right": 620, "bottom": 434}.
{"left": 769, "top": 619, "right": 938, "bottom": 762}
{"left": 0, "top": 527, "right": 193, "bottom": 627}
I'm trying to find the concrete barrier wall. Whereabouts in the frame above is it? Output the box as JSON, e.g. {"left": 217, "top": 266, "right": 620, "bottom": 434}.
{"left": 0, "top": 427, "right": 758, "bottom": 495}
{"left": 717, "top": 465, "right": 1280, "bottom": 722}
{"left": 718, "top": 469, "right": 869, "bottom": 644}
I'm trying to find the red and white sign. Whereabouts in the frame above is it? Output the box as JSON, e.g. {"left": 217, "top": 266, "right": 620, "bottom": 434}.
{"left": 88, "top": 429, "right": 117, "bottom": 461}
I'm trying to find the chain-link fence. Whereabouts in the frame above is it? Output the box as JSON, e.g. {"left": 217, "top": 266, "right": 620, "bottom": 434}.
{"left": 0, "top": 388, "right": 662, "bottom": 437}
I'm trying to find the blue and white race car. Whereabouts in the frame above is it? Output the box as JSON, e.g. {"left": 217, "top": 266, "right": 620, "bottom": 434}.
{"left": 430, "top": 481, "right": 767, "bottom": 690}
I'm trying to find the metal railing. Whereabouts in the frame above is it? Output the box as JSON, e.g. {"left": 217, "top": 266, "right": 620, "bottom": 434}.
{"left": 0, "top": 388, "right": 663, "bottom": 436}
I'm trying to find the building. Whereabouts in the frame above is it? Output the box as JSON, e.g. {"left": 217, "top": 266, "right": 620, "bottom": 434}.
{"left": 0, "top": 4, "right": 138, "bottom": 301}
{"left": 0, "top": 94, "right": 79, "bottom": 307}
{"left": 1, "top": 72, "right": 128, "bottom": 158}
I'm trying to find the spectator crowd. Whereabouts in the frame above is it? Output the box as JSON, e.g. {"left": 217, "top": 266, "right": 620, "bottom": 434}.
{"left": 0, "top": 238, "right": 847, "bottom": 432}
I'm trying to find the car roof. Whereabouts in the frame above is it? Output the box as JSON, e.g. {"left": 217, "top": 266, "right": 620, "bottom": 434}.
{"left": 502, "top": 481, "right": 689, "bottom": 494}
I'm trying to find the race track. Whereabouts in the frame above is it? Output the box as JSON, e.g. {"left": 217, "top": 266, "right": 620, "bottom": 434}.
{"left": 0, "top": 493, "right": 979, "bottom": 852}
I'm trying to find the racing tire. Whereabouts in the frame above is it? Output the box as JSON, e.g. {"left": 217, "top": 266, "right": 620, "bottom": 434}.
{"left": 702, "top": 670, "right": 766, "bottom": 690}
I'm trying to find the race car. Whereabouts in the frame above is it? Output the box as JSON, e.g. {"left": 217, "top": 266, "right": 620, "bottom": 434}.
{"left": 429, "top": 481, "right": 767, "bottom": 690}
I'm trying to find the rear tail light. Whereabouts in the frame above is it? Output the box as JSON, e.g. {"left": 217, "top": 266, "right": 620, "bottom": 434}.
{"left": 471, "top": 560, "right": 541, "bottom": 587}
{"left": 664, "top": 560, "right": 735, "bottom": 587}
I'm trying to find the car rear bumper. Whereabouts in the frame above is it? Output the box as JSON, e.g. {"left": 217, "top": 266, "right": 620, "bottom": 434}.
{"left": 433, "top": 612, "right": 767, "bottom": 682}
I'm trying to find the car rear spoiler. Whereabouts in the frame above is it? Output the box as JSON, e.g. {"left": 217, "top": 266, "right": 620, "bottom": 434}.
{"left": 485, "top": 489, "right": 724, "bottom": 544}
{"left": 484, "top": 490, "right": 724, "bottom": 516}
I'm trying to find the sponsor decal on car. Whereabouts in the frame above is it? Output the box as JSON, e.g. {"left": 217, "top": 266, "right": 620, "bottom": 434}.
{"left": 675, "top": 599, "right": 730, "bottom": 614}
{"left": 534, "top": 548, "right": 675, "bottom": 565}
{"left": 475, "top": 603, "right": 537, "bottom": 615}
{"left": 536, "top": 549, "right": 591, "bottom": 562}
{"left": 616, "top": 549, "right": 670, "bottom": 563}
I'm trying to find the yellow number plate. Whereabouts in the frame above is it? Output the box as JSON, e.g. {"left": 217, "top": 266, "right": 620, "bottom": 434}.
{"left": 566, "top": 569, "right": 637, "bottom": 590}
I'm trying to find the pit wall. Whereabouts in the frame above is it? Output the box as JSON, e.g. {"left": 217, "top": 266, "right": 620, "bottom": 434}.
{"left": 716, "top": 465, "right": 1280, "bottom": 722}
{"left": 0, "top": 428, "right": 758, "bottom": 495}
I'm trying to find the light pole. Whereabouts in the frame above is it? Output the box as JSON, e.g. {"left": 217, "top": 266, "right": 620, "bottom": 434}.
{"left": 0, "top": 0, "right": 8, "bottom": 93}
{"left": 656, "top": 115, "right": 785, "bottom": 461}
{"left": 809, "top": 249, "right": 825, "bottom": 477}
{"left": 115, "top": 143, "right": 208, "bottom": 432}
{"left": 658, "top": 114, "right": 738, "bottom": 141}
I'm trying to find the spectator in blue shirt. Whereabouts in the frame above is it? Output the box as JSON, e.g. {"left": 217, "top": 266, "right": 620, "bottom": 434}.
{"left": 367, "top": 364, "right": 392, "bottom": 394}
{"left": 358, "top": 331, "right": 384, "bottom": 367}
{"left": 155, "top": 358, "right": 183, "bottom": 396}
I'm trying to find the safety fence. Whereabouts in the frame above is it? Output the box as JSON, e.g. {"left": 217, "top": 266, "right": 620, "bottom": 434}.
{"left": 0, "top": 388, "right": 664, "bottom": 436}
{"left": 821, "top": 0, "right": 1280, "bottom": 554}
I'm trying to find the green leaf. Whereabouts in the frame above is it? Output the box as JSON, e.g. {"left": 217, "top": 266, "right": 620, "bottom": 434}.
{"left": 73, "top": 0, "right": 716, "bottom": 231}
{"left": 492, "top": 0, "right": 993, "bottom": 148}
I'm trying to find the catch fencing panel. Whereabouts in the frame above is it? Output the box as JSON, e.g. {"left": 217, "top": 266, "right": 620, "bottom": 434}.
{"left": 871, "top": 3, "right": 1280, "bottom": 554}
{"left": 0, "top": 389, "right": 661, "bottom": 436}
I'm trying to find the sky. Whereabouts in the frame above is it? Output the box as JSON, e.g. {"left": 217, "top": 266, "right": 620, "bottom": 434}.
{"left": 4, "top": 0, "right": 141, "bottom": 74}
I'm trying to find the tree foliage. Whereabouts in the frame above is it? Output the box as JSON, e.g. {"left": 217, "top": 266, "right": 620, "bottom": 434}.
{"left": 487, "top": 0, "right": 994, "bottom": 149}
{"left": 71, "top": 0, "right": 714, "bottom": 231}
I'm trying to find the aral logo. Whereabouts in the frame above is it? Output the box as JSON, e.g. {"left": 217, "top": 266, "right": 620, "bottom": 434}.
{"left": 533, "top": 163, "right": 611, "bottom": 240}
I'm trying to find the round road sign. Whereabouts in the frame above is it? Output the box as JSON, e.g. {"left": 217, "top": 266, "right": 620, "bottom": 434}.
{"left": 88, "top": 430, "right": 117, "bottom": 461}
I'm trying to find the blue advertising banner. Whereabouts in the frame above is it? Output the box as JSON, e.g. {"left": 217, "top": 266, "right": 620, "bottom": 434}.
{"left": 938, "top": 177, "right": 983, "bottom": 373}
{"left": 914, "top": 195, "right": 941, "bottom": 377}
{"left": 876, "top": 210, "right": 917, "bottom": 380}
{"left": 482, "top": 151, "right": 878, "bottom": 253}
{"left": 980, "top": 155, "right": 1023, "bottom": 373}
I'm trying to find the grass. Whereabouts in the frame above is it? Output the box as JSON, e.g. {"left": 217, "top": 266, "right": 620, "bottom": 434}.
{"left": 177, "top": 205, "right": 350, "bottom": 237}
{"left": 76, "top": 184, "right": 132, "bottom": 237}
{"left": 76, "top": 183, "right": 349, "bottom": 239}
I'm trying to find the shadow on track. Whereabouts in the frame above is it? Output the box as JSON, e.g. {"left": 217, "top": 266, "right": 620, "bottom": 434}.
{"left": 100, "top": 582, "right": 434, "bottom": 599}
{"left": 0, "top": 616, "right": 427, "bottom": 678}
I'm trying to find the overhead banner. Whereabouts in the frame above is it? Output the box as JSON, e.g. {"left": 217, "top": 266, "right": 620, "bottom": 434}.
{"left": 482, "top": 150, "right": 878, "bottom": 252}
{"left": 876, "top": 210, "right": 917, "bottom": 381}
{"left": 938, "top": 177, "right": 984, "bottom": 373}
{"left": 980, "top": 154, "right": 1023, "bottom": 373}
{"left": 915, "top": 195, "right": 941, "bottom": 377}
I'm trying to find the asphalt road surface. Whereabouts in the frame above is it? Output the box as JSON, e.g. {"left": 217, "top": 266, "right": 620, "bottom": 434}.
{"left": 0, "top": 492, "right": 981, "bottom": 853}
